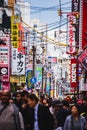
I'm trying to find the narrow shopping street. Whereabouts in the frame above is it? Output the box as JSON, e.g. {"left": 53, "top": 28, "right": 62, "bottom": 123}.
{"left": 0, "top": 0, "right": 87, "bottom": 130}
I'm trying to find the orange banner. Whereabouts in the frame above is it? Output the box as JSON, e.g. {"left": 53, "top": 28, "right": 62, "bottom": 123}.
{"left": 18, "top": 23, "right": 25, "bottom": 54}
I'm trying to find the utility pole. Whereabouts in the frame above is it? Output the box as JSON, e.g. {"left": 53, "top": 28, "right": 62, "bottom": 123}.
{"left": 32, "top": 24, "right": 37, "bottom": 89}
{"left": 32, "top": 46, "right": 36, "bottom": 89}
{"left": 45, "top": 24, "right": 48, "bottom": 94}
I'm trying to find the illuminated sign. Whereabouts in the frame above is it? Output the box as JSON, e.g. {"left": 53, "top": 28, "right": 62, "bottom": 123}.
{"left": 70, "top": 58, "right": 77, "bottom": 88}
{"left": 67, "top": 14, "right": 76, "bottom": 54}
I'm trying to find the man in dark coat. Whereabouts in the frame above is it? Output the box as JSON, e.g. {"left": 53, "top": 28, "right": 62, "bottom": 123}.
{"left": 27, "top": 94, "right": 54, "bottom": 130}
{"left": 56, "top": 100, "right": 71, "bottom": 129}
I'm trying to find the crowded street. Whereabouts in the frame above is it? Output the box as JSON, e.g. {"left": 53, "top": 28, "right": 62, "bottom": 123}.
{"left": 0, "top": 90, "right": 87, "bottom": 130}
{"left": 0, "top": 0, "right": 87, "bottom": 130}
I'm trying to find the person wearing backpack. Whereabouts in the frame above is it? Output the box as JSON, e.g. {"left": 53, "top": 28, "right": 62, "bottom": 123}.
{"left": 0, "top": 90, "right": 24, "bottom": 130}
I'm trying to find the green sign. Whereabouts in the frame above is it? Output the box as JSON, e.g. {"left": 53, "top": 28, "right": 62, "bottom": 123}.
{"left": 26, "top": 70, "right": 33, "bottom": 89}
{"left": 35, "top": 65, "right": 42, "bottom": 82}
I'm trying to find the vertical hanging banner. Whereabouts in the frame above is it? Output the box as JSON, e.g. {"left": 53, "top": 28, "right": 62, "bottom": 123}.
{"left": 46, "top": 78, "right": 50, "bottom": 95}
{"left": 81, "top": 0, "right": 87, "bottom": 49}
{"left": 26, "top": 70, "right": 33, "bottom": 89}
{"left": 11, "top": 16, "right": 20, "bottom": 48}
{"left": 72, "top": 0, "right": 79, "bottom": 12}
{"left": 66, "top": 14, "right": 76, "bottom": 54}
{"left": 70, "top": 58, "right": 77, "bottom": 88}
{"left": 79, "top": 0, "right": 87, "bottom": 50}
{"left": 11, "top": 23, "right": 18, "bottom": 48}
{"left": 72, "top": 0, "right": 79, "bottom": 47}
{"left": 18, "top": 22, "right": 25, "bottom": 54}
{"left": 35, "top": 65, "right": 42, "bottom": 89}
{"left": 11, "top": 48, "right": 25, "bottom": 75}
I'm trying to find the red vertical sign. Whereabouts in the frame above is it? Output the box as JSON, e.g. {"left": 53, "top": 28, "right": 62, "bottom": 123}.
{"left": 70, "top": 58, "right": 77, "bottom": 88}
{"left": 81, "top": 0, "right": 87, "bottom": 49}
{"left": 66, "top": 14, "right": 76, "bottom": 54}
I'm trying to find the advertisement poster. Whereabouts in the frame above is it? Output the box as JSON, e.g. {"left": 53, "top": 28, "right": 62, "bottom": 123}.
{"left": 26, "top": 70, "right": 33, "bottom": 89}
{"left": 35, "top": 65, "right": 42, "bottom": 89}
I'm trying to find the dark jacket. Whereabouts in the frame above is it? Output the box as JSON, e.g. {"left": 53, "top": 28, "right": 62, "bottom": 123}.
{"left": 29, "top": 104, "right": 54, "bottom": 130}
{"left": 80, "top": 104, "right": 87, "bottom": 121}
{"left": 56, "top": 108, "right": 71, "bottom": 127}
{"left": 21, "top": 106, "right": 32, "bottom": 130}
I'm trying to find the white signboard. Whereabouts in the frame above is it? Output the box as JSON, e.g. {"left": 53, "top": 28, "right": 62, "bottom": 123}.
{"left": 0, "top": 36, "right": 10, "bottom": 66}
{"left": 0, "top": 46, "right": 9, "bottom": 65}
{"left": 12, "top": 48, "right": 25, "bottom": 75}
{"left": 67, "top": 14, "right": 76, "bottom": 54}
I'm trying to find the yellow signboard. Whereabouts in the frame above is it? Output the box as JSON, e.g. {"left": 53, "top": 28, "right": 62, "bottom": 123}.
{"left": 11, "top": 16, "right": 20, "bottom": 48}
{"left": 11, "top": 16, "right": 20, "bottom": 23}
{"left": 20, "top": 76, "right": 26, "bottom": 83}
{"left": 11, "top": 23, "right": 18, "bottom": 48}
{"left": 10, "top": 76, "right": 26, "bottom": 83}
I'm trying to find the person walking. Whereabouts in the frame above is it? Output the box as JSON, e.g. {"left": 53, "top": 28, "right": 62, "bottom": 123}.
{"left": 80, "top": 97, "right": 87, "bottom": 121}
{"left": 56, "top": 100, "right": 71, "bottom": 129}
{"left": 14, "top": 92, "right": 23, "bottom": 112}
{"left": 64, "top": 104, "right": 87, "bottom": 130}
{"left": 0, "top": 90, "right": 24, "bottom": 130}
{"left": 27, "top": 93, "right": 54, "bottom": 130}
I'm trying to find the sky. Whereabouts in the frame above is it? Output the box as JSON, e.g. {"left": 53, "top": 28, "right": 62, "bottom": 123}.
{"left": 29, "top": 0, "right": 59, "bottom": 24}
{"left": 29, "top": 0, "right": 71, "bottom": 25}
{"left": 27, "top": 0, "right": 71, "bottom": 57}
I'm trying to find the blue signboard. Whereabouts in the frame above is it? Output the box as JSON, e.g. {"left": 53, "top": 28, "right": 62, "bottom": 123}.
{"left": 30, "top": 77, "right": 37, "bottom": 84}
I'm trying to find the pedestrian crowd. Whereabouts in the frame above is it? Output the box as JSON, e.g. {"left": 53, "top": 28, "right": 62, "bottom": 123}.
{"left": 0, "top": 90, "right": 87, "bottom": 130}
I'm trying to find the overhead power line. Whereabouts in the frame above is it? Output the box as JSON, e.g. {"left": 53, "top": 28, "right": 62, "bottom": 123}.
{"left": 22, "top": 19, "right": 68, "bottom": 47}
{"left": 30, "top": 1, "right": 71, "bottom": 10}
{"left": 38, "top": 19, "right": 67, "bottom": 32}
{"left": 40, "top": 21, "right": 69, "bottom": 33}
{"left": 16, "top": 1, "right": 71, "bottom": 14}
